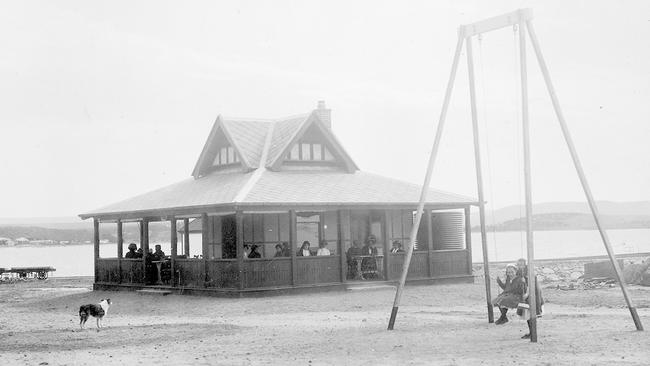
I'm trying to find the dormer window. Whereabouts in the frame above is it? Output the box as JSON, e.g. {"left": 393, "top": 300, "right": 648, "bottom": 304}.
{"left": 212, "top": 146, "right": 240, "bottom": 167}
{"left": 287, "top": 141, "right": 334, "bottom": 161}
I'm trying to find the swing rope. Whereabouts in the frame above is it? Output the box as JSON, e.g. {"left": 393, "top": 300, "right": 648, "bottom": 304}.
{"left": 512, "top": 24, "right": 526, "bottom": 259}
{"left": 477, "top": 34, "right": 499, "bottom": 264}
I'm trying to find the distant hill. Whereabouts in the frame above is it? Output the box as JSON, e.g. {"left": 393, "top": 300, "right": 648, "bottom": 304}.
{"left": 1, "top": 201, "right": 649, "bottom": 242}
{"left": 471, "top": 201, "right": 650, "bottom": 232}
{"left": 0, "top": 216, "right": 90, "bottom": 230}
{"left": 0, "top": 222, "right": 173, "bottom": 244}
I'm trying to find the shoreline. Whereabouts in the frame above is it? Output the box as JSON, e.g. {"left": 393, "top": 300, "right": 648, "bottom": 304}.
{"left": 472, "top": 251, "right": 650, "bottom": 265}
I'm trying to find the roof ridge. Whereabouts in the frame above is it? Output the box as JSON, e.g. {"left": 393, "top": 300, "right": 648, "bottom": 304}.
{"left": 222, "top": 112, "right": 311, "bottom": 124}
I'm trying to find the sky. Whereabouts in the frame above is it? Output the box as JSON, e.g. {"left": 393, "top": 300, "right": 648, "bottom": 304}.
{"left": 0, "top": 0, "right": 648, "bottom": 218}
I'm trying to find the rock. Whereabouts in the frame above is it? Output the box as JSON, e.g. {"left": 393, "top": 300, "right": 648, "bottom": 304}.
{"left": 544, "top": 274, "right": 560, "bottom": 282}
{"left": 570, "top": 272, "right": 583, "bottom": 280}
{"left": 542, "top": 267, "right": 555, "bottom": 275}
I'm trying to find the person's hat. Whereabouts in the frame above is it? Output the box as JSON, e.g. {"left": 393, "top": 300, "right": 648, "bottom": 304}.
{"left": 128, "top": 243, "right": 137, "bottom": 250}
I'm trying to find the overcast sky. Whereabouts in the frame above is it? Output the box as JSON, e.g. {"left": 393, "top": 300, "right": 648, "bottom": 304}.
{"left": 0, "top": 0, "right": 648, "bottom": 218}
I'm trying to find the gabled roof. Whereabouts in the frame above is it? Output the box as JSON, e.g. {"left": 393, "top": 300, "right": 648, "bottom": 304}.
{"left": 80, "top": 103, "right": 477, "bottom": 220}
{"left": 83, "top": 172, "right": 252, "bottom": 217}
{"left": 192, "top": 109, "right": 358, "bottom": 178}
{"left": 80, "top": 169, "right": 476, "bottom": 219}
{"left": 241, "top": 170, "right": 475, "bottom": 205}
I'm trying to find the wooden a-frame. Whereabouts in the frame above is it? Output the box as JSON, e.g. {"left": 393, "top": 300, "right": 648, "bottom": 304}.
{"left": 387, "top": 8, "right": 644, "bottom": 342}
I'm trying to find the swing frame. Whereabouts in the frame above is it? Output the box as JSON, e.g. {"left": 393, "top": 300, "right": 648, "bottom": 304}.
{"left": 387, "top": 8, "right": 644, "bottom": 342}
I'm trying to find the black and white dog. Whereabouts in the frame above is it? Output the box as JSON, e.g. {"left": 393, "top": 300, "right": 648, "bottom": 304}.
{"left": 79, "top": 298, "right": 111, "bottom": 330}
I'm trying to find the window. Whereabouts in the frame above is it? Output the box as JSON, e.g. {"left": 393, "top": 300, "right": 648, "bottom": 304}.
{"left": 212, "top": 145, "right": 240, "bottom": 167}
{"left": 312, "top": 143, "right": 322, "bottom": 160}
{"left": 219, "top": 147, "right": 227, "bottom": 165}
{"left": 242, "top": 213, "right": 291, "bottom": 258}
{"left": 300, "top": 143, "right": 311, "bottom": 160}
{"left": 296, "top": 213, "right": 320, "bottom": 254}
{"left": 295, "top": 212, "right": 338, "bottom": 255}
{"left": 286, "top": 141, "right": 335, "bottom": 162}
{"left": 389, "top": 209, "right": 427, "bottom": 252}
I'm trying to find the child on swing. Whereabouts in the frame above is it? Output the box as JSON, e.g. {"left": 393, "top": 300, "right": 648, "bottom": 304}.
{"left": 492, "top": 264, "right": 526, "bottom": 325}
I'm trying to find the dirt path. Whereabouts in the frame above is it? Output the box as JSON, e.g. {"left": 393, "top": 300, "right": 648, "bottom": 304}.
{"left": 1, "top": 278, "right": 649, "bottom": 365}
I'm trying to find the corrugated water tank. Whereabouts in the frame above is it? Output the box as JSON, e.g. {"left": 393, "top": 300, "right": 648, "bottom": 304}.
{"left": 431, "top": 211, "right": 465, "bottom": 250}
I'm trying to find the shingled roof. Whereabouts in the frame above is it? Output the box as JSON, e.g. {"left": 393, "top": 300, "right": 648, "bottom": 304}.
{"left": 80, "top": 102, "right": 476, "bottom": 220}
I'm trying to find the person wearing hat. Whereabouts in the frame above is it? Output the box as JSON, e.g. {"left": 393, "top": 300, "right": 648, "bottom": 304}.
{"left": 124, "top": 243, "right": 139, "bottom": 258}
{"left": 492, "top": 263, "right": 526, "bottom": 325}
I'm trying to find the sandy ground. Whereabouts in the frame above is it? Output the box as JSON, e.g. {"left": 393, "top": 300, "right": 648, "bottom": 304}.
{"left": 1, "top": 277, "right": 650, "bottom": 366}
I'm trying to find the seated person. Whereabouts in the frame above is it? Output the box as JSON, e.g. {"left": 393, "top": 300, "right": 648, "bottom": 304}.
{"left": 248, "top": 244, "right": 261, "bottom": 259}
{"left": 361, "top": 235, "right": 379, "bottom": 277}
{"left": 152, "top": 244, "right": 166, "bottom": 261}
{"left": 274, "top": 244, "right": 285, "bottom": 257}
{"left": 390, "top": 240, "right": 404, "bottom": 253}
{"left": 346, "top": 240, "right": 362, "bottom": 279}
{"left": 136, "top": 248, "right": 144, "bottom": 258}
{"left": 281, "top": 242, "right": 291, "bottom": 257}
{"left": 297, "top": 241, "right": 312, "bottom": 256}
{"left": 316, "top": 241, "right": 331, "bottom": 256}
{"left": 124, "top": 243, "right": 139, "bottom": 258}
{"left": 492, "top": 264, "right": 526, "bottom": 325}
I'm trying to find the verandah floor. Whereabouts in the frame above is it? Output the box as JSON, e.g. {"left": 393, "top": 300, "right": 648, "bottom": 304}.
{"left": 93, "top": 274, "right": 474, "bottom": 297}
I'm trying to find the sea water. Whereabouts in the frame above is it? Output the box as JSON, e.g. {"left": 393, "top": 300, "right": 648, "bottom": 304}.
{"left": 0, "top": 229, "right": 648, "bottom": 277}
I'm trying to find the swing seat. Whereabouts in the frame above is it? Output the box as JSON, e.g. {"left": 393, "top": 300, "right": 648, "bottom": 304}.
{"left": 516, "top": 303, "right": 529, "bottom": 320}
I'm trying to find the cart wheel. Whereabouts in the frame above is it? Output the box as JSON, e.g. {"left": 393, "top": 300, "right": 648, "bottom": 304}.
{"left": 37, "top": 271, "right": 48, "bottom": 280}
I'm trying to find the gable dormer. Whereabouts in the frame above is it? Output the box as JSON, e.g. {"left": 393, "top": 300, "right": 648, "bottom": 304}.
{"left": 191, "top": 116, "right": 253, "bottom": 178}
{"left": 284, "top": 124, "right": 336, "bottom": 163}
{"left": 267, "top": 102, "right": 358, "bottom": 173}
{"left": 211, "top": 142, "right": 240, "bottom": 167}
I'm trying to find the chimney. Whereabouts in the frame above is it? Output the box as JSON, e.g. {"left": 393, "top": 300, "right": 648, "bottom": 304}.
{"left": 315, "top": 100, "right": 331, "bottom": 129}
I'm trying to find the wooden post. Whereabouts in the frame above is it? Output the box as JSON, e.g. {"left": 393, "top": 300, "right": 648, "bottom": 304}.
{"left": 201, "top": 213, "right": 209, "bottom": 287}
{"left": 139, "top": 221, "right": 144, "bottom": 248}
{"left": 467, "top": 35, "right": 494, "bottom": 324}
{"left": 93, "top": 218, "right": 100, "bottom": 283}
{"left": 170, "top": 217, "right": 177, "bottom": 287}
{"left": 388, "top": 34, "right": 465, "bottom": 331}
{"left": 383, "top": 210, "right": 392, "bottom": 280}
{"left": 338, "top": 210, "right": 346, "bottom": 282}
{"left": 117, "top": 219, "right": 123, "bottom": 284}
{"left": 183, "top": 218, "right": 190, "bottom": 256}
{"left": 142, "top": 219, "right": 149, "bottom": 284}
{"left": 381, "top": 211, "right": 390, "bottom": 280}
{"left": 340, "top": 210, "right": 352, "bottom": 282}
{"left": 289, "top": 210, "right": 297, "bottom": 286}
{"left": 464, "top": 207, "right": 473, "bottom": 274}
{"left": 236, "top": 211, "right": 245, "bottom": 290}
{"left": 519, "top": 21, "right": 537, "bottom": 342}
{"left": 526, "top": 20, "right": 643, "bottom": 331}
{"left": 426, "top": 209, "right": 434, "bottom": 277}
